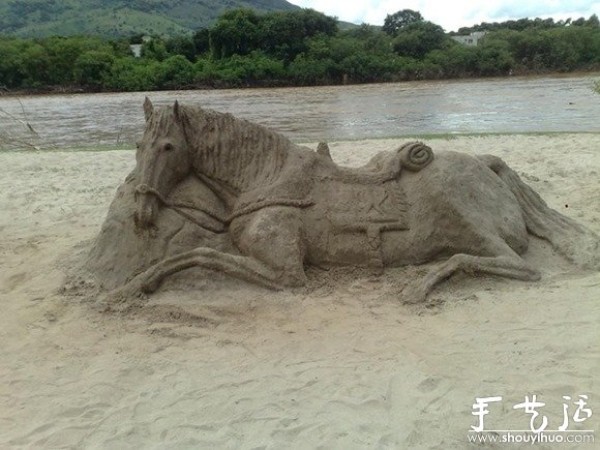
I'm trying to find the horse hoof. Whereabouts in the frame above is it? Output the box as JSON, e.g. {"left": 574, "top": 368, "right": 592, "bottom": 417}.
{"left": 141, "top": 278, "right": 161, "bottom": 293}
{"left": 402, "top": 283, "right": 428, "bottom": 304}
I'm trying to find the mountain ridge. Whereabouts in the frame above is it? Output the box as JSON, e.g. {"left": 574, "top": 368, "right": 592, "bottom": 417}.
{"left": 0, "top": 0, "right": 302, "bottom": 37}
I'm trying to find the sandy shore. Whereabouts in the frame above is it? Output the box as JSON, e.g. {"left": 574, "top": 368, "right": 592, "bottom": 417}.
{"left": 1, "top": 134, "right": 599, "bottom": 448}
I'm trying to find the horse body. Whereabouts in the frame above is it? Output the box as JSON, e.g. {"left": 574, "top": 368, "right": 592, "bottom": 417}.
{"left": 382, "top": 151, "right": 530, "bottom": 265}
{"left": 125, "top": 99, "right": 598, "bottom": 302}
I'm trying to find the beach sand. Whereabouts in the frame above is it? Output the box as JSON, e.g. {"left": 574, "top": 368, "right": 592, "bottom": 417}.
{"left": 1, "top": 134, "right": 599, "bottom": 448}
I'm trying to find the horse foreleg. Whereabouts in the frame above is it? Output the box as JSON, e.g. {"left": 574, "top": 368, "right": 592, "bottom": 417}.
{"left": 112, "top": 247, "right": 284, "bottom": 299}
{"left": 115, "top": 207, "right": 307, "bottom": 297}
{"left": 233, "top": 206, "right": 308, "bottom": 287}
{"left": 403, "top": 252, "right": 540, "bottom": 304}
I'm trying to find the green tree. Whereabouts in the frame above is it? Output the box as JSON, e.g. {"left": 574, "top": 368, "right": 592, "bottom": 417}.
{"left": 288, "top": 54, "right": 337, "bottom": 85}
{"left": 0, "top": 39, "right": 28, "bottom": 87}
{"left": 20, "top": 42, "right": 51, "bottom": 86}
{"left": 424, "top": 44, "right": 478, "bottom": 77}
{"left": 343, "top": 24, "right": 393, "bottom": 54}
{"left": 587, "top": 14, "right": 599, "bottom": 27}
{"left": 39, "top": 36, "right": 115, "bottom": 85}
{"left": 141, "top": 39, "right": 169, "bottom": 61}
{"left": 156, "top": 55, "right": 195, "bottom": 89}
{"left": 43, "top": 37, "right": 85, "bottom": 84}
{"left": 205, "top": 52, "right": 285, "bottom": 86}
{"left": 193, "top": 28, "right": 210, "bottom": 55}
{"left": 382, "top": 9, "right": 424, "bottom": 36}
{"left": 290, "top": 30, "right": 401, "bottom": 85}
{"left": 259, "top": 9, "right": 338, "bottom": 63}
{"left": 392, "top": 21, "right": 447, "bottom": 58}
{"left": 105, "top": 57, "right": 160, "bottom": 91}
{"left": 165, "top": 35, "right": 196, "bottom": 61}
{"left": 210, "top": 8, "right": 261, "bottom": 59}
{"left": 73, "top": 50, "right": 115, "bottom": 87}
{"left": 475, "top": 40, "right": 515, "bottom": 75}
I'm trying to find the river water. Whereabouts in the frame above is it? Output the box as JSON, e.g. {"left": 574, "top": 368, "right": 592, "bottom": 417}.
{"left": 0, "top": 74, "right": 598, "bottom": 149}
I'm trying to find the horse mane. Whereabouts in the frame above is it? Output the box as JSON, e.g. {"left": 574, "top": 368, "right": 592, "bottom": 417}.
{"left": 179, "top": 105, "right": 294, "bottom": 191}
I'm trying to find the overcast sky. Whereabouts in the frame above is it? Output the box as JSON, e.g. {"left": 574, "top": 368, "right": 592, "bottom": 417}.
{"left": 287, "top": 0, "right": 600, "bottom": 32}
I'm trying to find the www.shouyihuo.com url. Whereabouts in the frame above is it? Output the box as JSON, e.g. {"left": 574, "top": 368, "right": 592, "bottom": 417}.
{"left": 467, "top": 431, "right": 595, "bottom": 445}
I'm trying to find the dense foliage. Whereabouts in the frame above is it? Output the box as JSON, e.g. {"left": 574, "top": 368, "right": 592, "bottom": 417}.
{"left": 0, "top": 8, "right": 599, "bottom": 92}
{"left": 454, "top": 15, "right": 600, "bottom": 35}
{"left": 382, "top": 9, "right": 424, "bottom": 36}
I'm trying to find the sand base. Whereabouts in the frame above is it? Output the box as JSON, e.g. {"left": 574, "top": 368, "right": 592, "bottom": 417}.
{"left": 1, "top": 134, "right": 598, "bottom": 448}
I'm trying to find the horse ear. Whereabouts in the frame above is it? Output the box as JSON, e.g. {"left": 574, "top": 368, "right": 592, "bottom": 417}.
{"left": 143, "top": 97, "right": 153, "bottom": 122}
{"left": 173, "top": 100, "right": 181, "bottom": 122}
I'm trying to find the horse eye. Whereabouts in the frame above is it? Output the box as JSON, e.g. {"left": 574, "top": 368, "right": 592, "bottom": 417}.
{"left": 163, "top": 143, "right": 174, "bottom": 151}
{"left": 135, "top": 141, "right": 141, "bottom": 149}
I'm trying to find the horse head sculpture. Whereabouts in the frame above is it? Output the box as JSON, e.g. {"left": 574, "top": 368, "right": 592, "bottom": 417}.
{"left": 134, "top": 98, "right": 191, "bottom": 229}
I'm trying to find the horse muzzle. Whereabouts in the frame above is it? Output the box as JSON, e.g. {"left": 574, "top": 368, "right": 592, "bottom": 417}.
{"left": 134, "top": 184, "right": 160, "bottom": 229}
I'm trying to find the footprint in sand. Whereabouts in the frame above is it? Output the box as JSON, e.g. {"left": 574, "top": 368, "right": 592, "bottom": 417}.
{"left": 3, "top": 272, "right": 27, "bottom": 292}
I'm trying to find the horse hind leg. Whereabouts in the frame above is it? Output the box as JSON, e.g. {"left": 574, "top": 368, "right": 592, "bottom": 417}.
{"left": 402, "top": 240, "right": 540, "bottom": 304}
{"left": 479, "top": 154, "right": 600, "bottom": 270}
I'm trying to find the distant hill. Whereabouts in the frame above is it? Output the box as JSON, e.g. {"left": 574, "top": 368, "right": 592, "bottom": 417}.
{"left": 0, "top": 0, "right": 302, "bottom": 37}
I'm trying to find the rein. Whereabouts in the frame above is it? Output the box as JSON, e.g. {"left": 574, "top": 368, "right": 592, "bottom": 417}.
{"left": 135, "top": 183, "right": 314, "bottom": 232}
{"left": 135, "top": 183, "right": 228, "bottom": 233}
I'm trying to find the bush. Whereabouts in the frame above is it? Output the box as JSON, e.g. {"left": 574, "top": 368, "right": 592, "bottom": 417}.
{"left": 288, "top": 54, "right": 337, "bottom": 85}
{"left": 196, "top": 53, "right": 286, "bottom": 87}
{"left": 105, "top": 57, "right": 161, "bottom": 91}
{"left": 73, "top": 51, "right": 115, "bottom": 87}
{"left": 156, "top": 55, "right": 195, "bottom": 89}
{"left": 475, "top": 40, "right": 515, "bottom": 75}
{"left": 392, "top": 21, "right": 448, "bottom": 59}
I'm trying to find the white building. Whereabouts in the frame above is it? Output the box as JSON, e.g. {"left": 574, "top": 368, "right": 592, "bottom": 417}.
{"left": 130, "top": 36, "right": 152, "bottom": 58}
{"left": 130, "top": 44, "right": 143, "bottom": 57}
{"left": 451, "top": 31, "right": 487, "bottom": 46}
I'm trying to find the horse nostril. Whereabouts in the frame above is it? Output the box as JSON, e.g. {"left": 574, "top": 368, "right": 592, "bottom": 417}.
{"left": 163, "top": 143, "right": 173, "bottom": 151}
{"left": 134, "top": 210, "right": 141, "bottom": 227}
{"left": 134, "top": 207, "right": 151, "bottom": 229}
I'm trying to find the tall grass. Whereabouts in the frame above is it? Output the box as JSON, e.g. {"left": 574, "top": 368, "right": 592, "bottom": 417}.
{"left": 0, "top": 100, "right": 42, "bottom": 150}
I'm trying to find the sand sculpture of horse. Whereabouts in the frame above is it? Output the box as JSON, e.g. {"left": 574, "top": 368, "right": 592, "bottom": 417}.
{"left": 120, "top": 98, "right": 599, "bottom": 302}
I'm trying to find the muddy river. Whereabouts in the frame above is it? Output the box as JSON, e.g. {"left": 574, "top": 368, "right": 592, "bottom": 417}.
{"left": 0, "top": 74, "right": 598, "bottom": 149}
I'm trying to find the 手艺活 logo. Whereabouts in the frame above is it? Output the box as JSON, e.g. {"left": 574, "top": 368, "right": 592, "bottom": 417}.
{"left": 468, "top": 395, "right": 595, "bottom": 445}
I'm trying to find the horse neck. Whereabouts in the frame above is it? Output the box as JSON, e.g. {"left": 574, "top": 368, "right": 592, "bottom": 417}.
{"left": 189, "top": 112, "right": 291, "bottom": 193}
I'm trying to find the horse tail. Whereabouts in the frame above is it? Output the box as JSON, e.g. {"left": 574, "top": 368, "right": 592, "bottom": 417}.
{"left": 479, "top": 154, "right": 600, "bottom": 270}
